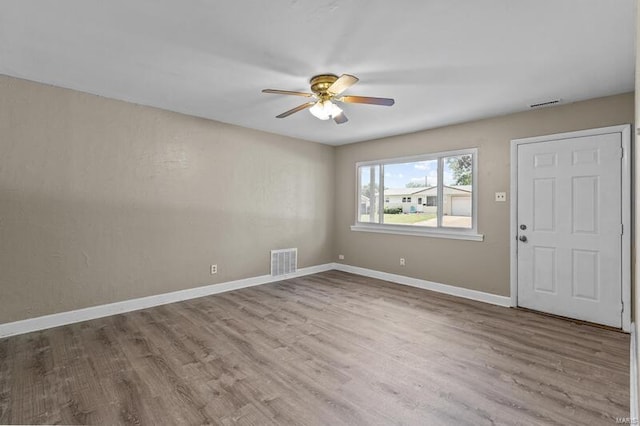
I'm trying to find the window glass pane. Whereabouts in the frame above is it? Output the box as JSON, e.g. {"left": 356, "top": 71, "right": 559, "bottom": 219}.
{"left": 358, "top": 165, "right": 380, "bottom": 223}
{"left": 382, "top": 160, "right": 438, "bottom": 227}
{"left": 442, "top": 154, "right": 473, "bottom": 229}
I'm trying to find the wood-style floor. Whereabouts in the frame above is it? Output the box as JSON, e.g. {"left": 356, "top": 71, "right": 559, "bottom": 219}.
{"left": 0, "top": 271, "right": 630, "bottom": 425}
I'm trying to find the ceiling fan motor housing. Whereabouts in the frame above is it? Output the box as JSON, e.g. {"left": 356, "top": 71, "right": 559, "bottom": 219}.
{"left": 310, "top": 74, "right": 339, "bottom": 96}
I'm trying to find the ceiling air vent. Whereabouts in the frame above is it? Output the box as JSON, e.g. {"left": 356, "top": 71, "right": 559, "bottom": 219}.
{"left": 529, "top": 99, "right": 562, "bottom": 109}
{"left": 271, "top": 248, "right": 297, "bottom": 277}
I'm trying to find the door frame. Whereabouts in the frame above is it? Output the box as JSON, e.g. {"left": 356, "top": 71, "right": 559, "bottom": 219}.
{"left": 509, "top": 125, "right": 631, "bottom": 332}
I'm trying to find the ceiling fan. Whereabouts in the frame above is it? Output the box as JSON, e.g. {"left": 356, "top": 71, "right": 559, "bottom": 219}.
{"left": 262, "top": 74, "right": 394, "bottom": 124}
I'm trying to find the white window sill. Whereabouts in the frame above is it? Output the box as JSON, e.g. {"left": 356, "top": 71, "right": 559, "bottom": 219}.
{"left": 350, "top": 224, "right": 484, "bottom": 241}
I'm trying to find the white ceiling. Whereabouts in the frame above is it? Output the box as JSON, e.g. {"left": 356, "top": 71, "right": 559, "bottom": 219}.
{"left": 0, "top": 1, "right": 635, "bottom": 145}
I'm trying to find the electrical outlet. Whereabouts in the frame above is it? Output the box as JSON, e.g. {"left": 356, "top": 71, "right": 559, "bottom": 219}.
{"left": 338, "top": 254, "right": 345, "bottom": 260}
{"left": 210, "top": 264, "right": 218, "bottom": 274}
{"left": 400, "top": 258, "right": 406, "bottom": 266}
{"left": 495, "top": 192, "right": 507, "bottom": 202}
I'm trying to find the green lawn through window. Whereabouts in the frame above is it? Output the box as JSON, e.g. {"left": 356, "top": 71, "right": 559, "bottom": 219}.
{"left": 360, "top": 213, "right": 436, "bottom": 225}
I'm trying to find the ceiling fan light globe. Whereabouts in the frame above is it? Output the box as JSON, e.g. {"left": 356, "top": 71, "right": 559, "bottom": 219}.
{"left": 309, "top": 101, "right": 331, "bottom": 120}
{"left": 309, "top": 100, "right": 343, "bottom": 120}
{"left": 327, "top": 101, "right": 343, "bottom": 118}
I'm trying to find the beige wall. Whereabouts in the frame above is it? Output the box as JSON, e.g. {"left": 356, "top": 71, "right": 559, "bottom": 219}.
{"left": 0, "top": 75, "right": 335, "bottom": 323}
{"left": 335, "top": 93, "right": 634, "bottom": 296}
{"left": 0, "top": 73, "right": 634, "bottom": 325}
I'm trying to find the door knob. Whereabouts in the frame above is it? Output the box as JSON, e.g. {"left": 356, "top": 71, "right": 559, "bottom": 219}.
{"left": 519, "top": 235, "right": 527, "bottom": 242}
{"left": 520, "top": 224, "right": 527, "bottom": 230}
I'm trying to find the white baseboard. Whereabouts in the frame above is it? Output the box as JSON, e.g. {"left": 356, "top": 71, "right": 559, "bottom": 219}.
{"left": 0, "top": 263, "right": 334, "bottom": 339}
{"left": 0, "top": 262, "right": 513, "bottom": 339}
{"left": 332, "top": 263, "right": 511, "bottom": 307}
{"left": 631, "top": 323, "right": 638, "bottom": 421}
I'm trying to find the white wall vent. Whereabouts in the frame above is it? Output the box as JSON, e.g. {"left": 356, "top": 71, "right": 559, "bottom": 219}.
{"left": 529, "top": 99, "right": 561, "bottom": 109}
{"left": 271, "top": 248, "right": 297, "bottom": 276}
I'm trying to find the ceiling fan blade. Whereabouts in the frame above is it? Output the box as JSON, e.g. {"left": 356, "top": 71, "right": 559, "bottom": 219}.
{"left": 276, "top": 102, "right": 316, "bottom": 118}
{"left": 333, "top": 112, "right": 348, "bottom": 124}
{"left": 327, "top": 74, "right": 359, "bottom": 95}
{"left": 262, "top": 89, "right": 314, "bottom": 97}
{"left": 340, "top": 95, "right": 395, "bottom": 106}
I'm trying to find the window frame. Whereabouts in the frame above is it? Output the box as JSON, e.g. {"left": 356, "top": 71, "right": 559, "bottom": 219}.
{"left": 352, "top": 148, "right": 483, "bottom": 241}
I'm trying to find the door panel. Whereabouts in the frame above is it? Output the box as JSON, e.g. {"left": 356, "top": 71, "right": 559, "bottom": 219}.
{"left": 572, "top": 176, "right": 599, "bottom": 233}
{"left": 533, "top": 178, "right": 555, "bottom": 231}
{"left": 572, "top": 249, "right": 598, "bottom": 300}
{"left": 517, "top": 133, "right": 622, "bottom": 327}
{"left": 532, "top": 247, "right": 556, "bottom": 293}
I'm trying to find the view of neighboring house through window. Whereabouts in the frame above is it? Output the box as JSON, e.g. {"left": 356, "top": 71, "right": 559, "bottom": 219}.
{"left": 356, "top": 149, "right": 476, "bottom": 232}
{"left": 442, "top": 153, "right": 473, "bottom": 228}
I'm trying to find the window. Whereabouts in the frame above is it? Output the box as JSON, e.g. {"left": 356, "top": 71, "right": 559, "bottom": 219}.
{"left": 353, "top": 149, "right": 482, "bottom": 241}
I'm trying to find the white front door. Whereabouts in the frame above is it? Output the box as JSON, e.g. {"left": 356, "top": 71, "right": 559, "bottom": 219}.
{"left": 516, "top": 131, "right": 623, "bottom": 327}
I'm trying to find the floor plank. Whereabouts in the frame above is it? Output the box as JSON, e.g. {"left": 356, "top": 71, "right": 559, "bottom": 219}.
{"left": 0, "top": 271, "right": 630, "bottom": 425}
